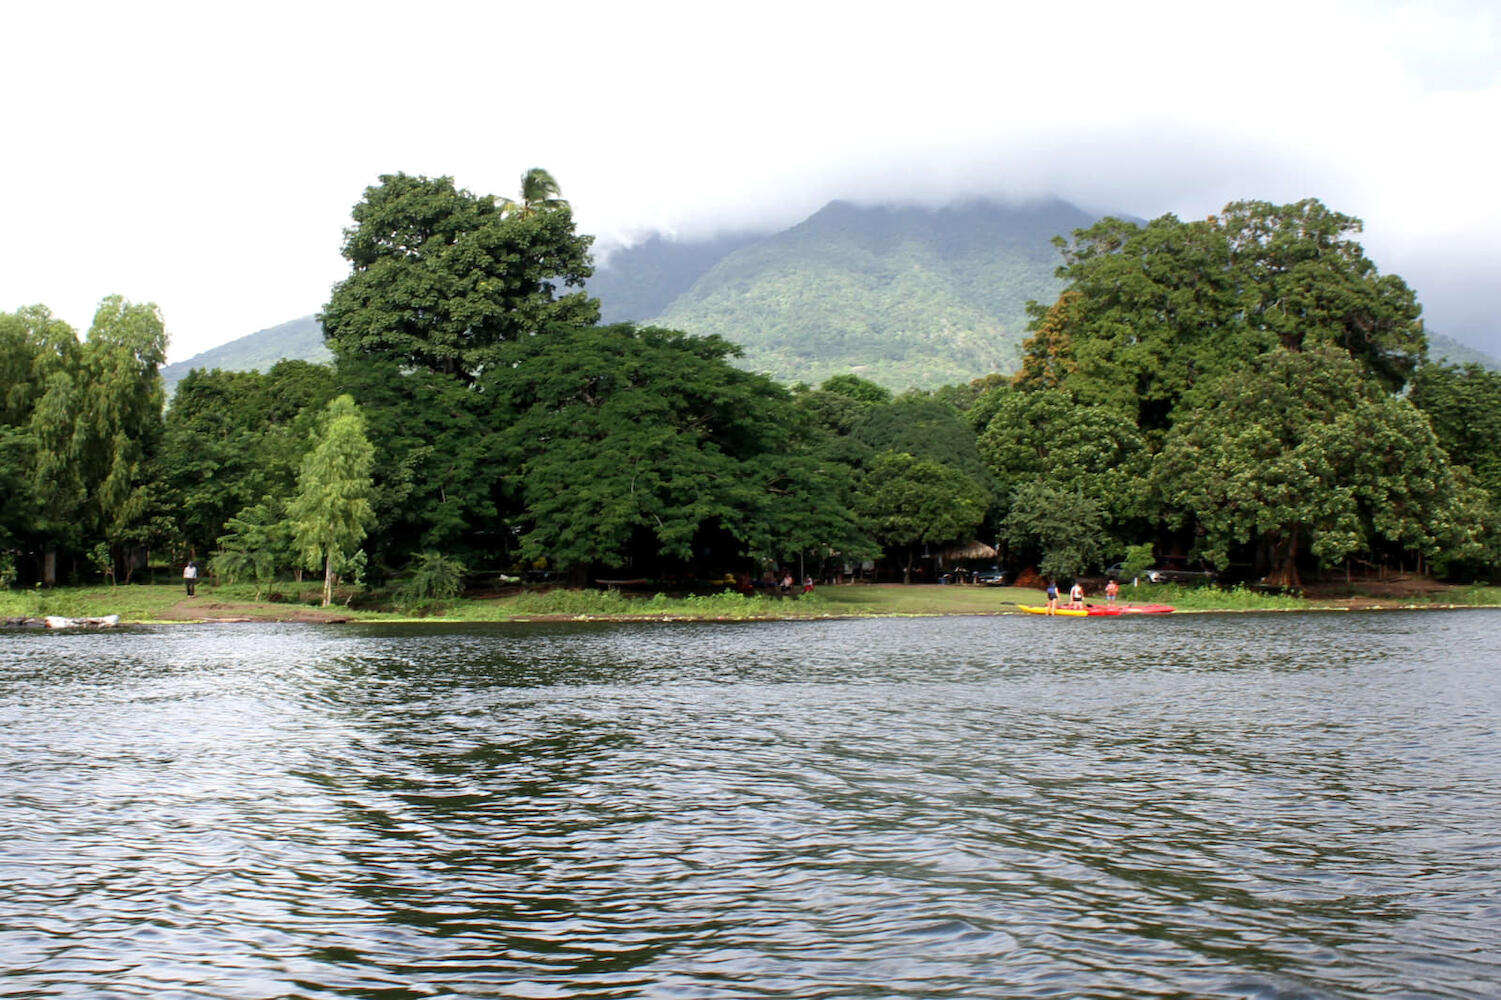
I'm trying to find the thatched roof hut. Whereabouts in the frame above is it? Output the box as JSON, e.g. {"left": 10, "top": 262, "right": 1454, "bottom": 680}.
{"left": 938, "top": 541, "right": 997, "bottom": 563}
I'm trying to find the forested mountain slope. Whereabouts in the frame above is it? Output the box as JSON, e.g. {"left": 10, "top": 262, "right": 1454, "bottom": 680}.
{"left": 644, "top": 198, "right": 1099, "bottom": 388}
{"left": 162, "top": 202, "right": 1499, "bottom": 400}
{"left": 1429, "top": 332, "right": 1500, "bottom": 370}
{"left": 590, "top": 231, "right": 763, "bottom": 324}
{"left": 162, "top": 315, "right": 327, "bottom": 399}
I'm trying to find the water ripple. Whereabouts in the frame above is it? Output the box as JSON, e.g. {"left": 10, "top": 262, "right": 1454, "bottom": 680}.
{"left": 2, "top": 612, "right": 1500, "bottom": 998}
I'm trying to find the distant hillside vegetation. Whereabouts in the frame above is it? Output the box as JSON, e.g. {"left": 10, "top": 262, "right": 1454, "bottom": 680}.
{"left": 589, "top": 231, "right": 764, "bottom": 324}
{"left": 163, "top": 200, "right": 1498, "bottom": 399}
{"left": 643, "top": 198, "right": 1099, "bottom": 389}
{"left": 1429, "top": 332, "right": 1500, "bottom": 370}
{"left": 162, "top": 316, "right": 328, "bottom": 399}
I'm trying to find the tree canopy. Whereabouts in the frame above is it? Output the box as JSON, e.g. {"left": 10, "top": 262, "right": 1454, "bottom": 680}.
{"left": 1154, "top": 348, "right": 1470, "bottom": 587}
{"left": 321, "top": 172, "right": 597, "bottom": 380}
{"left": 488, "top": 323, "right": 864, "bottom": 581}
{"left": 288, "top": 395, "right": 375, "bottom": 606}
{"left": 1018, "top": 199, "right": 1426, "bottom": 432}
{"left": 7, "top": 183, "right": 1499, "bottom": 597}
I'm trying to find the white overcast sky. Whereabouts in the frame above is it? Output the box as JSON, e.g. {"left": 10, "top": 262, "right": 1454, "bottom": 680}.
{"left": 3, "top": 0, "right": 1498, "bottom": 362}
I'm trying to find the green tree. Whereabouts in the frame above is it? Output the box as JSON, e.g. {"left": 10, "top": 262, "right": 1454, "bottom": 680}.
{"left": 820, "top": 374, "right": 893, "bottom": 407}
{"left": 1002, "top": 482, "right": 1110, "bottom": 581}
{"left": 855, "top": 450, "right": 988, "bottom": 583}
{"left": 162, "top": 369, "right": 275, "bottom": 556}
{"left": 489, "top": 323, "right": 863, "bottom": 581}
{"left": 321, "top": 171, "right": 597, "bottom": 381}
{"left": 851, "top": 393, "right": 992, "bottom": 488}
{"left": 393, "top": 551, "right": 466, "bottom": 611}
{"left": 19, "top": 309, "right": 86, "bottom": 582}
{"left": 288, "top": 395, "right": 375, "bottom": 606}
{"left": 0, "top": 307, "right": 76, "bottom": 571}
{"left": 335, "top": 360, "right": 507, "bottom": 571}
{"left": 14, "top": 297, "right": 166, "bottom": 583}
{"left": 321, "top": 171, "right": 598, "bottom": 570}
{"left": 500, "top": 167, "right": 568, "bottom": 218}
{"left": 1155, "top": 348, "right": 1472, "bottom": 587}
{"left": 214, "top": 495, "right": 294, "bottom": 599}
{"left": 975, "top": 385, "right": 1148, "bottom": 532}
{"left": 76, "top": 297, "right": 168, "bottom": 572}
{"left": 1409, "top": 363, "right": 1501, "bottom": 498}
{"left": 1020, "top": 199, "right": 1425, "bottom": 432}
{"left": 162, "top": 363, "right": 337, "bottom": 557}
{"left": 1407, "top": 362, "right": 1501, "bottom": 577}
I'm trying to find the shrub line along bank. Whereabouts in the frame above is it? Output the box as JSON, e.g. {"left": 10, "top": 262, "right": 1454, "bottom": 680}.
{"left": 5, "top": 583, "right": 1499, "bottom": 627}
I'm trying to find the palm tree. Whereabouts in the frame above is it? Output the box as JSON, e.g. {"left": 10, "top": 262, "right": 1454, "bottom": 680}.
{"left": 500, "top": 167, "right": 568, "bottom": 218}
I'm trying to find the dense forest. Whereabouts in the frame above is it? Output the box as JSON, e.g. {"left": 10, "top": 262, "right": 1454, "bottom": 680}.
{"left": 4, "top": 170, "right": 1500, "bottom": 600}
{"left": 648, "top": 198, "right": 1094, "bottom": 388}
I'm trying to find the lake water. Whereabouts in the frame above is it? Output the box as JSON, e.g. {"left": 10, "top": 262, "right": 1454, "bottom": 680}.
{"left": 2, "top": 612, "right": 1498, "bottom": 999}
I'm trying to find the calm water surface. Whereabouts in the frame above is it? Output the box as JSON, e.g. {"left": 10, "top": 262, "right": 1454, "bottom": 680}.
{"left": 1, "top": 612, "right": 1498, "bottom": 999}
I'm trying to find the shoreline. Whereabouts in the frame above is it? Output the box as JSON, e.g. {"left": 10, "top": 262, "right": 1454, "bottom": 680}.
{"left": 8, "top": 591, "right": 1498, "bottom": 629}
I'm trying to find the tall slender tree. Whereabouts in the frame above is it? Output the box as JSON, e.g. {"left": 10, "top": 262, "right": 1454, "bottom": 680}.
{"left": 288, "top": 395, "right": 375, "bottom": 606}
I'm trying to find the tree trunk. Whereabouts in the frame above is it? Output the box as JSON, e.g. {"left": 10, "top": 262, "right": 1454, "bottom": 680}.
{"left": 903, "top": 545, "right": 914, "bottom": 585}
{"left": 323, "top": 551, "right": 334, "bottom": 607}
{"left": 43, "top": 548, "right": 56, "bottom": 587}
{"left": 1263, "top": 528, "right": 1302, "bottom": 589}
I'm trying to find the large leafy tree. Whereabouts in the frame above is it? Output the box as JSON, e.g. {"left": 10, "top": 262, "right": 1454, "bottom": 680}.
{"left": 975, "top": 384, "right": 1148, "bottom": 534}
{"left": 0, "top": 307, "right": 76, "bottom": 566}
{"left": 13, "top": 298, "right": 167, "bottom": 582}
{"left": 288, "top": 395, "right": 375, "bottom": 606}
{"left": 1002, "top": 482, "right": 1111, "bottom": 582}
{"left": 1155, "top": 348, "right": 1474, "bottom": 587}
{"left": 321, "top": 172, "right": 597, "bottom": 381}
{"left": 162, "top": 362, "right": 338, "bottom": 557}
{"left": 855, "top": 450, "right": 989, "bottom": 583}
{"left": 489, "top": 323, "right": 862, "bottom": 581}
{"left": 335, "top": 360, "right": 507, "bottom": 571}
{"left": 1409, "top": 363, "right": 1501, "bottom": 499}
{"left": 69, "top": 297, "right": 171, "bottom": 577}
{"left": 1019, "top": 199, "right": 1425, "bottom": 432}
{"left": 321, "top": 171, "right": 597, "bottom": 569}
{"left": 851, "top": 392, "right": 992, "bottom": 489}
{"left": 1408, "top": 362, "right": 1501, "bottom": 576}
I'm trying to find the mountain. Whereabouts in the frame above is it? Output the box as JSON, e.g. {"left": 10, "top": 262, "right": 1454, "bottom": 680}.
{"left": 161, "top": 315, "right": 328, "bottom": 399}
{"left": 589, "top": 231, "right": 764, "bottom": 324}
{"left": 166, "top": 198, "right": 1498, "bottom": 396}
{"left": 637, "top": 198, "right": 1098, "bottom": 388}
{"left": 1428, "top": 332, "right": 1500, "bottom": 370}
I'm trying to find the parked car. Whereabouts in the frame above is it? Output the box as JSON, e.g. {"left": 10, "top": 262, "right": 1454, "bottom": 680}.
{"left": 1104, "top": 561, "right": 1216, "bottom": 584}
{"left": 973, "top": 566, "right": 1010, "bottom": 586}
{"left": 1144, "top": 563, "right": 1217, "bottom": 584}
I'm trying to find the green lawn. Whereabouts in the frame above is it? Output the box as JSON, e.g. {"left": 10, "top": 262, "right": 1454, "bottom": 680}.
{"left": 4, "top": 580, "right": 1497, "bottom": 625}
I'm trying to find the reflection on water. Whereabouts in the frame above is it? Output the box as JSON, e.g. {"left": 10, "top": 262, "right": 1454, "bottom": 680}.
{"left": 2, "top": 612, "right": 1499, "bottom": 998}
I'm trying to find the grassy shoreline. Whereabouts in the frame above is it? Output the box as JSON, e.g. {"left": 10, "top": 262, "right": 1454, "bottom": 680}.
{"left": 4, "top": 581, "right": 1499, "bottom": 626}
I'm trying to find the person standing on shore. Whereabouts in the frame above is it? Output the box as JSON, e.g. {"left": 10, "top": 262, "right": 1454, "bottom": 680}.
{"left": 1105, "top": 578, "right": 1119, "bottom": 603}
{"left": 1069, "top": 580, "right": 1084, "bottom": 610}
{"left": 183, "top": 560, "right": 198, "bottom": 597}
{"left": 1045, "top": 579, "right": 1059, "bottom": 615}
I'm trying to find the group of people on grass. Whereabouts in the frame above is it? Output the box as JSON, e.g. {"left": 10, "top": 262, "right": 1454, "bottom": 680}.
{"left": 1042, "top": 576, "right": 1119, "bottom": 615}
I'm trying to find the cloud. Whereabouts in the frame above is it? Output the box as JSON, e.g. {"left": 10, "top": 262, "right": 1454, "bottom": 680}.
{"left": 1, "top": 0, "right": 1497, "bottom": 360}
